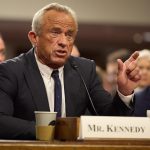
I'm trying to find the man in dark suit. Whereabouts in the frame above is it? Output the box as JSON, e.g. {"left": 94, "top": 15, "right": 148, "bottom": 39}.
{"left": 134, "top": 87, "right": 150, "bottom": 116}
{"left": 0, "top": 3, "right": 140, "bottom": 139}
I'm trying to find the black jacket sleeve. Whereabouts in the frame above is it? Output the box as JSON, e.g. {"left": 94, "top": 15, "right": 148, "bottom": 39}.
{"left": 0, "top": 62, "right": 35, "bottom": 139}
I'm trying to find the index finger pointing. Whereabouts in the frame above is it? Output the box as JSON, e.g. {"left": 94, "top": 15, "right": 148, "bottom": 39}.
{"left": 125, "top": 51, "right": 139, "bottom": 66}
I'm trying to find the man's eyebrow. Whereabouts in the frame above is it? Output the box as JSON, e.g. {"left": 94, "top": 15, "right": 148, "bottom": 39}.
{"left": 68, "top": 29, "right": 74, "bottom": 32}
{"left": 51, "top": 27, "right": 61, "bottom": 30}
{"left": 67, "top": 29, "right": 76, "bottom": 33}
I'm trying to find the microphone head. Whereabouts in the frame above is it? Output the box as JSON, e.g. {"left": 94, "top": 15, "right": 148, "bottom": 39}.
{"left": 70, "top": 59, "right": 78, "bottom": 69}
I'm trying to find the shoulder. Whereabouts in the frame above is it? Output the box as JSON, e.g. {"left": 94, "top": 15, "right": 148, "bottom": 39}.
{"left": 0, "top": 53, "right": 26, "bottom": 71}
{"left": 69, "top": 56, "right": 96, "bottom": 69}
{"left": 0, "top": 48, "right": 34, "bottom": 77}
{"left": 68, "top": 56, "right": 97, "bottom": 80}
{"left": 71, "top": 56, "right": 94, "bottom": 64}
{"left": 0, "top": 48, "right": 33, "bottom": 72}
{"left": 135, "top": 86, "right": 150, "bottom": 99}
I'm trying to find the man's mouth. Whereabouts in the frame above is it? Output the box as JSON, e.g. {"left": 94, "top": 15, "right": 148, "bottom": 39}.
{"left": 55, "top": 50, "right": 67, "bottom": 57}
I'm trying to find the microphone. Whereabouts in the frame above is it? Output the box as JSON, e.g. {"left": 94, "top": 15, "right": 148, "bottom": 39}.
{"left": 70, "top": 59, "right": 99, "bottom": 116}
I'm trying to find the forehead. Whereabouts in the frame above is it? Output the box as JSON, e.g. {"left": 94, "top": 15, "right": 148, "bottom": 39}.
{"left": 43, "top": 10, "right": 77, "bottom": 30}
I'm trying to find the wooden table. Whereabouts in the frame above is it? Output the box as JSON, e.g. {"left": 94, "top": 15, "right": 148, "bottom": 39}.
{"left": 0, "top": 139, "right": 150, "bottom": 150}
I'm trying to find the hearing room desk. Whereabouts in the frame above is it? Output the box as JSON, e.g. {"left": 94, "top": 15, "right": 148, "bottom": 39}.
{"left": 0, "top": 139, "right": 150, "bottom": 150}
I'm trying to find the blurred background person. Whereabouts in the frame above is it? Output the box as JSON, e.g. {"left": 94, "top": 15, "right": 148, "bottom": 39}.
{"left": 133, "top": 49, "right": 150, "bottom": 117}
{"left": 134, "top": 86, "right": 150, "bottom": 117}
{"left": 135, "top": 49, "right": 150, "bottom": 93}
{"left": 105, "top": 49, "right": 131, "bottom": 96}
{"left": 0, "top": 33, "right": 6, "bottom": 62}
{"left": 96, "top": 65, "right": 107, "bottom": 88}
{"left": 71, "top": 45, "right": 80, "bottom": 57}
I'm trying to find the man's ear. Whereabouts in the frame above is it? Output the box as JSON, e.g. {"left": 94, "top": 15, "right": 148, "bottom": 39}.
{"left": 28, "top": 31, "right": 38, "bottom": 47}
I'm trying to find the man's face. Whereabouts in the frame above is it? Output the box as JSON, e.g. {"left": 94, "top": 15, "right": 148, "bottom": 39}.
{"left": 35, "top": 10, "right": 77, "bottom": 69}
{"left": 0, "top": 37, "right": 6, "bottom": 62}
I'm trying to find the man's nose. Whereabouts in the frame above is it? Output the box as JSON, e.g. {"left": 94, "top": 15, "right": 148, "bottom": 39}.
{"left": 58, "top": 34, "right": 68, "bottom": 48}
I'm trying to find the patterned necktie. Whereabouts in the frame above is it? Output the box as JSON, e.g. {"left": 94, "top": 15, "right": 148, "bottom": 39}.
{"left": 51, "top": 70, "right": 62, "bottom": 117}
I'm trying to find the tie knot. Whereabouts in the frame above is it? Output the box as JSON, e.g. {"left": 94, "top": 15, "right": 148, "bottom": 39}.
{"left": 51, "top": 70, "right": 59, "bottom": 78}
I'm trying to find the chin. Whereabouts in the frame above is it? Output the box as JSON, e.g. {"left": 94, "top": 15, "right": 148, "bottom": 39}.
{"left": 51, "top": 61, "right": 66, "bottom": 68}
{"left": 57, "top": 58, "right": 68, "bottom": 65}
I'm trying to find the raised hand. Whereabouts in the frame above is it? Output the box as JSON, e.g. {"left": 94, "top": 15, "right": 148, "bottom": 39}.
{"left": 117, "top": 51, "right": 141, "bottom": 96}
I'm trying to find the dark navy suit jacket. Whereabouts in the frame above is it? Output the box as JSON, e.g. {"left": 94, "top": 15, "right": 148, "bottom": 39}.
{"left": 134, "top": 87, "right": 150, "bottom": 117}
{"left": 0, "top": 48, "right": 133, "bottom": 139}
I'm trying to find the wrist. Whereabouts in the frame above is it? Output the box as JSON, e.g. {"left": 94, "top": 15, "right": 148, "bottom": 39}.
{"left": 118, "top": 87, "right": 133, "bottom": 96}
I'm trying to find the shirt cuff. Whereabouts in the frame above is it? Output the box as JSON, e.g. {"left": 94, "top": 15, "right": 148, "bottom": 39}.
{"left": 117, "top": 89, "right": 134, "bottom": 107}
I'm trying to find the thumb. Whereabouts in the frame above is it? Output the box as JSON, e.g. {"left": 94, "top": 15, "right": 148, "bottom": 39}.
{"left": 117, "top": 59, "right": 124, "bottom": 74}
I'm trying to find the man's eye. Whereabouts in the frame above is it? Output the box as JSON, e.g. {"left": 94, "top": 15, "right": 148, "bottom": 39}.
{"left": 50, "top": 31, "right": 60, "bottom": 37}
{"left": 147, "top": 67, "right": 150, "bottom": 71}
{"left": 66, "top": 32, "right": 74, "bottom": 40}
{"left": 139, "top": 66, "right": 143, "bottom": 70}
{"left": 52, "top": 31, "right": 59, "bottom": 34}
{"left": 67, "top": 32, "right": 74, "bottom": 37}
{"left": 67, "top": 34, "right": 73, "bottom": 38}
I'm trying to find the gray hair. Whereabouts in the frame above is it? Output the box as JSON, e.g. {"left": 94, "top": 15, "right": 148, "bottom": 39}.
{"left": 32, "top": 3, "right": 78, "bottom": 35}
{"left": 138, "top": 49, "right": 150, "bottom": 61}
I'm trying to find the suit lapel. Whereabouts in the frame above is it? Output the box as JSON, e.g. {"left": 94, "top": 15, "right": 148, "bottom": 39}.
{"left": 23, "top": 49, "right": 50, "bottom": 111}
{"left": 64, "top": 58, "right": 81, "bottom": 116}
